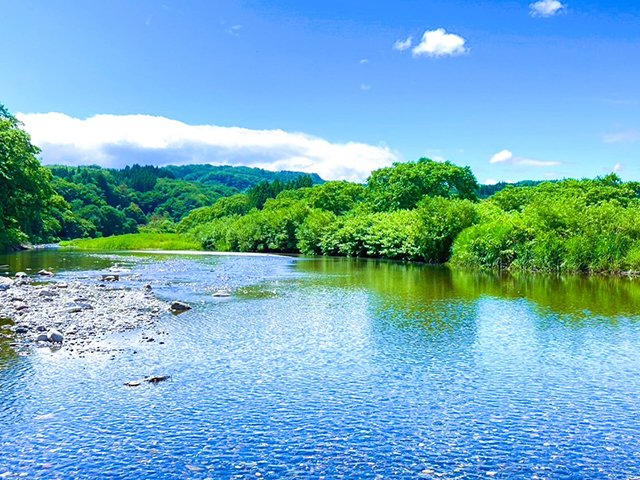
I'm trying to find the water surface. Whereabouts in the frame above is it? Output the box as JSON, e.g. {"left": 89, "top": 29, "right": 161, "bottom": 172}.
{"left": 2, "top": 250, "right": 640, "bottom": 478}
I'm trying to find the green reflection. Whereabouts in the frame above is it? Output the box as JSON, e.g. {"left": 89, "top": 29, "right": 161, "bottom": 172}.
{"left": 296, "top": 257, "right": 640, "bottom": 320}
{"left": 0, "top": 249, "right": 116, "bottom": 275}
{"left": 0, "top": 317, "right": 18, "bottom": 368}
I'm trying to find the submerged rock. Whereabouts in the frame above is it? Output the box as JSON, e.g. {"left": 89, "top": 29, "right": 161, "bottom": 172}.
{"left": 170, "top": 301, "right": 191, "bottom": 312}
{"left": 144, "top": 375, "right": 171, "bottom": 384}
{"left": 213, "top": 290, "right": 231, "bottom": 297}
{"left": 101, "top": 274, "right": 119, "bottom": 282}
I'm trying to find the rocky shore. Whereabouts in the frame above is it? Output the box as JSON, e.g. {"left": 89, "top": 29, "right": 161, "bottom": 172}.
{"left": 0, "top": 271, "right": 173, "bottom": 355}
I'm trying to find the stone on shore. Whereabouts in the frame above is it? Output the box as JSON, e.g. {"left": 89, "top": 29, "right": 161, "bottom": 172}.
{"left": 38, "top": 269, "right": 54, "bottom": 277}
{"left": 1, "top": 274, "right": 168, "bottom": 352}
{"left": 14, "top": 272, "right": 31, "bottom": 285}
{"left": 47, "top": 329, "right": 64, "bottom": 343}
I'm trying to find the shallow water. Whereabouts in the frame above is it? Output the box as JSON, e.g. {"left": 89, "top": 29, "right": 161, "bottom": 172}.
{"left": 2, "top": 250, "right": 640, "bottom": 478}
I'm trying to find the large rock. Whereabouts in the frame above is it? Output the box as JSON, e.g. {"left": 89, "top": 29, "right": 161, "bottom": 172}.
{"left": 47, "top": 329, "right": 64, "bottom": 343}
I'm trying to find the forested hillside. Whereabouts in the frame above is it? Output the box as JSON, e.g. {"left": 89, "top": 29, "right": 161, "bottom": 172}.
{"left": 0, "top": 103, "right": 322, "bottom": 251}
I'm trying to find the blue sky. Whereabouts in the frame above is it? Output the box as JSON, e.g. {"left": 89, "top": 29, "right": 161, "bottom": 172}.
{"left": 1, "top": 0, "right": 639, "bottom": 182}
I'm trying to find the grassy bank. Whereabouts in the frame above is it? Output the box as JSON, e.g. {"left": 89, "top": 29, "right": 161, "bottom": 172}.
{"left": 60, "top": 233, "right": 202, "bottom": 251}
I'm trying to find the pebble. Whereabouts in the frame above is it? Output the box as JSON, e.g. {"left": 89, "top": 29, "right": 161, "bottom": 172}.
{"left": 0, "top": 279, "right": 167, "bottom": 351}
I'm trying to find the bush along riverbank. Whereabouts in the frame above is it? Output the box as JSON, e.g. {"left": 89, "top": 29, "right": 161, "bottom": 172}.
{"left": 61, "top": 160, "right": 640, "bottom": 275}
{"left": 176, "top": 161, "right": 640, "bottom": 275}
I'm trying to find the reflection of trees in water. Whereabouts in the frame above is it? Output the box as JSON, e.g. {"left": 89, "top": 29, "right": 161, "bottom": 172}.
{"left": 0, "top": 249, "right": 116, "bottom": 276}
{"left": 0, "top": 317, "right": 19, "bottom": 368}
{"left": 0, "top": 317, "right": 34, "bottom": 424}
{"left": 296, "top": 258, "right": 480, "bottom": 352}
{"left": 450, "top": 269, "right": 640, "bottom": 321}
{"left": 296, "top": 257, "right": 640, "bottom": 324}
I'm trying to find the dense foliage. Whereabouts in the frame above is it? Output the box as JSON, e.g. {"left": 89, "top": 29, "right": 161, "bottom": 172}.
{"left": 181, "top": 161, "right": 640, "bottom": 275}
{"left": 450, "top": 175, "right": 640, "bottom": 273}
{"left": 186, "top": 160, "right": 480, "bottom": 263}
{"left": 0, "top": 105, "right": 57, "bottom": 250}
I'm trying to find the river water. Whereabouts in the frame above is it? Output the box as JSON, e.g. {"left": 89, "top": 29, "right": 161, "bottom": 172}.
{"left": 2, "top": 250, "right": 640, "bottom": 479}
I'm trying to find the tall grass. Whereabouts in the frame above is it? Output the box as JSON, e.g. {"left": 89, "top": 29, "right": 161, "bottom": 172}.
{"left": 60, "top": 233, "right": 201, "bottom": 251}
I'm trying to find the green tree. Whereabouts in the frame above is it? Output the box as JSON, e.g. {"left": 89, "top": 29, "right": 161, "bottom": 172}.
{"left": 0, "top": 104, "right": 54, "bottom": 250}
{"left": 367, "top": 158, "right": 479, "bottom": 211}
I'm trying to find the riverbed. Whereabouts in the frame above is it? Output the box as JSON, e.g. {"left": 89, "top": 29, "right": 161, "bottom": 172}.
{"left": 2, "top": 249, "right": 640, "bottom": 478}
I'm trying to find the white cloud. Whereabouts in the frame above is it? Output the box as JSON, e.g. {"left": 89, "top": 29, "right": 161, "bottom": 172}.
{"left": 226, "top": 25, "right": 242, "bottom": 36}
{"left": 359, "top": 59, "right": 369, "bottom": 64}
{"left": 360, "top": 84, "right": 371, "bottom": 91}
{"left": 530, "top": 0, "right": 566, "bottom": 17}
{"left": 17, "top": 113, "right": 399, "bottom": 183}
{"left": 489, "top": 150, "right": 514, "bottom": 164}
{"left": 604, "top": 130, "right": 640, "bottom": 143}
{"left": 393, "top": 36, "right": 412, "bottom": 52}
{"left": 614, "top": 162, "right": 626, "bottom": 173}
{"left": 412, "top": 29, "right": 468, "bottom": 58}
{"left": 485, "top": 178, "right": 499, "bottom": 185}
{"left": 489, "top": 149, "right": 561, "bottom": 167}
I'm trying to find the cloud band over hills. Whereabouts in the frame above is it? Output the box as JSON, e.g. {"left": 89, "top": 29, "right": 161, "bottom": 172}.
{"left": 17, "top": 113, "right": 400, "bottom": 182}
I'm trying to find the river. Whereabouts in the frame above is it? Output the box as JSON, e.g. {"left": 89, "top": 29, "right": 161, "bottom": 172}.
{"left": 1, "top": 249, "right": 640, "bottom": 478}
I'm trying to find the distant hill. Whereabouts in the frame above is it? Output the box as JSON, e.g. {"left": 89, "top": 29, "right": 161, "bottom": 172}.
{"left": 478, "top": 180, "right": 550, "bottom": 199}
{"left": 164, "top": 164, "right": 325, "bottom": 190}
{"left": 44, "top": 163, "right": 324, "bottom": 239}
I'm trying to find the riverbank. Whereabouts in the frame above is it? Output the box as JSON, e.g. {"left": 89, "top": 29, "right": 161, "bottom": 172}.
{"left": 59, "top": 233, "right": 201, "bottom": 251}
{"left": 0, "top": 272, "right": 169, "bottom": 356}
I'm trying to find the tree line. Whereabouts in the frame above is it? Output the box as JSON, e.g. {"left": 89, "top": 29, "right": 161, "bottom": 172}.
{"left": 179, "top": 160, "right": 640, "bottom": 274}
{"left": 0, "top": 103, "right": 320, "bottom": 251}
{"left": 6, "top": 100, "right": 640, "bottom": 275}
